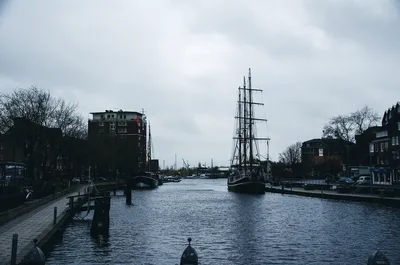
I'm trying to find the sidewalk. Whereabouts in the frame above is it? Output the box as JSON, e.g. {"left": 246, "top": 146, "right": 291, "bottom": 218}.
{"left": 0, "top": 185, "right": 87, "bottom": 265}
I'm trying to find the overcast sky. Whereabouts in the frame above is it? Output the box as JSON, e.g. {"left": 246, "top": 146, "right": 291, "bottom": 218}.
{"left": 1, "top": 0, "right": 400, "bottom": 168}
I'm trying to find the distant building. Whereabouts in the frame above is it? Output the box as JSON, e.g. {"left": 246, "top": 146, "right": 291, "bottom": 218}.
{"left": 354, "top": 126, "right": 382, "bottom": 166}
{"left": 88, "top": 109, "right": 147, "bottom": 178}
{"left": 0, "top": 117, "right": 63, "bottom": 180}
{"left": 368, "top": 102, "right": 400, "bottom": 185}
{"left": 301, "top": 138, "right": 354, "bottom": 177}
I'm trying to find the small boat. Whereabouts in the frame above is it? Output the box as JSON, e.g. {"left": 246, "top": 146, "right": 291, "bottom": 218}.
{"left": 180, "top": 238, "right": 198, "bottom": 265}
{"left": 163, "top": 176, "right": 182, "bottom": 183}
{"left": 130, "top": 171, "right": 158, "bottom": 190}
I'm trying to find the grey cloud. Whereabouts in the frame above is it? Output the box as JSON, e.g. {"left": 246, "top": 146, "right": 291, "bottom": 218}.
{"left": 1, "top": 0, "right": 400, "bottom": 167}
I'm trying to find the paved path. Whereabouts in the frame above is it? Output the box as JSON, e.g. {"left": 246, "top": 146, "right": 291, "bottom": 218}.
{"left": 0, "top": 186, "right": 87, "bottom": 265}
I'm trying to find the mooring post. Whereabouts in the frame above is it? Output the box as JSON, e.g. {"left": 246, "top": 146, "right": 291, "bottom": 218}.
{"left": 126, "top": 185, "right": 132, "bottom": 205}
{"left": 53, "top": 207, "right": 57, "bottom": 225}
{"left": 103, "top": 196, "right": 111, "bottom": 236}
{"left": 10, "top": 234, "right": 18, "bottom": 265}
{"left": 69, "top": 197, "right": 74, "bottom": 210}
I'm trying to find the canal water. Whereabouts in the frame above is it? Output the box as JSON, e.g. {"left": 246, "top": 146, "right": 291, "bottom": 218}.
{"left": 46, "top": 179, "right": 400, "bottom": 265}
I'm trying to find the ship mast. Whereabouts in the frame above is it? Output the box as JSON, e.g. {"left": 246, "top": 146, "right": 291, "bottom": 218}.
{"left": 238, "top": 87, "right": 242, "bottom": 167}
{"left": 243, "top": 76, "right": 247, "bottom": 173}
{"left": 248, "top": 68, "right": 253, "bottom": 169}
{"left": 148, "top": 122, "right": 151, "bottom": 172}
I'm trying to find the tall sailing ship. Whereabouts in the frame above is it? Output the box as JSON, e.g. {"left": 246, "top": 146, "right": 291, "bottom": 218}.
{"left": 228, "top": 68, "right": 270, "bottom": 194}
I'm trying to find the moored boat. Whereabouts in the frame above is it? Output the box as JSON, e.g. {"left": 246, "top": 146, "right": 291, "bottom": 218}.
{"left": 130, "top": 171, "right": 158, "bottom": 190}
{"left": 228, "top": 68, "right": 270, "bottom": 194}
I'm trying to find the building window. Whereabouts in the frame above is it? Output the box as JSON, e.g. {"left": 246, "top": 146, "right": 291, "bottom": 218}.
{"left": 118, "top": 128, "right": 127, "bottom": 133}
{"left": 120, "top": 115, "right": 122, "bottom": 119}
{"left": 385, "top": 142, "right": 388, "bottom": 150}
{"left": 118, "top": 121, "right": 127, "bottom": 126}
{"left": 398, "top": 122, "right": 400, "bottom": 131}
{"left": 374, "top": 143, "right": 378, "bottom": 152}
{"left": 101, "top": 114, "right": 104, "bottom": 119}
{"left": 124, "top": 115, "right": 126, "bottom": 119}
{"left": 369, "top": 143, "right": 374, "bottom": 153}
{"left": 381, "top": 143, "right": 384, "bottom": 152}
{"left": 396, "top": 136, "right": 399, "bottom": 146}
{"left": 107, "top": 114, "right": 110, "bottom": 118}
{"left": 112, "top": 115, "right": 114, "bottom": 118}
{"left": 99, "top": 122, "right": 104, "bottom": 127}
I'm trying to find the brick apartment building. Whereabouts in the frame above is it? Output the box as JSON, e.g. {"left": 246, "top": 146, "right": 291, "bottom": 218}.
{"left": 367, "top": 102, "right": 400, "bottom": 185}
{"left": 301, "top": 138, "right": 354, "bottom": 177}
{"left": 88, "top": 109, "right": 147, "bottom": 178}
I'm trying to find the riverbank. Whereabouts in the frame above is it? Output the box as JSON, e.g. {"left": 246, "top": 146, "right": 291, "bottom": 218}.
{"left": 266, "top": 186, "right": 400, "bottom": 207}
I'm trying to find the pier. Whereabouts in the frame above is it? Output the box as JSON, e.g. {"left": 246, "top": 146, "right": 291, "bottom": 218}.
{"left": 0, "top": 185, "right": 88, "bottom": 265}
{"left": 266, "top": 185, "right": 400, "bottom": 207}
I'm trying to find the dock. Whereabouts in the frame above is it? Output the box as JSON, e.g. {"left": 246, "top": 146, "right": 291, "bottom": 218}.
{"left": 0, "top": 185, "right": 88, "bottom": 265}
{"left": 266, "top": 186, "right": 400, "bottom": 207}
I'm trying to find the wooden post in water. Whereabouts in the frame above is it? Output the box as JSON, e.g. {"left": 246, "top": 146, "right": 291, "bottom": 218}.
{"left": 10, "top": 234, "right": 18, "bottom": 265}
{"left": 125, "top": 185, "right": 132, "bottom": 205}
{"left": 90, "top": 194, "right": 111, "bottom": 237}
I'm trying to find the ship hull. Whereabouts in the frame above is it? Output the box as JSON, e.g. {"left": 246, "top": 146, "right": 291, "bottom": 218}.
{"left": 129, "top": 176, "right": 158, "bottom": 190}
{"left": 227, "top": 178, "right": 266, "bottom": 194}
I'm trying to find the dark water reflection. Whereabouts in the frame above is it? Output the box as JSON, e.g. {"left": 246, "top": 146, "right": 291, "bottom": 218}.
{"left": 46, "top": 179, "right": 400, "bottom": 265}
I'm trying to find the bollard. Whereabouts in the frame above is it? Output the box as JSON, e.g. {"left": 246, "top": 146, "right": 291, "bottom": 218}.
{"left": 53, "top": 207, "right": 57, "bottom": 225}
{"left": 11, "top": 234, "right": 18, "bottom": 265}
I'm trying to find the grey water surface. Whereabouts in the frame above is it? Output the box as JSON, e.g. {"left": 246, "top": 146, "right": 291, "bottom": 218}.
{"left": 46, "top": 178, "right": 400, "bottom": 265}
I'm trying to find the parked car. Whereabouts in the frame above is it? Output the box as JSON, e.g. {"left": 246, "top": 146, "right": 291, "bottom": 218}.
{"left": 338, "top": 177, "right": 354, "bottom": 185}
{"left": 356, "top": 176, "right": 371, "bottom": 185}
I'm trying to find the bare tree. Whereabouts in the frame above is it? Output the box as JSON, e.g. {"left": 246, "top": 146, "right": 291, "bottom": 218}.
{"left": 0, "top": 86, "right": 86, "bottom": 138}
{"left": 279, "top": 142, "right": 302, "bottom": 166}
{"left": 351, "top": 105, "right": 380, "bottom": 136}
{"left": 322, "top": 105, "right": 380, "bottom": 142}
{"left": 322, "top": 115, "right": 355, "bottom": 142}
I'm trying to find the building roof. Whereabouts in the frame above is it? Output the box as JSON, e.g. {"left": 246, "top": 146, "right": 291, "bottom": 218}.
{"left": 302, "top": 138, "right": 354, "bottom": 146}
{"left": 90, "top": 110, "right": 144, "bottom": 115}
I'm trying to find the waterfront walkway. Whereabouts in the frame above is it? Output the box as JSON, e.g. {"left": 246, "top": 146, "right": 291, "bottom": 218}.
{"left": 266, "top": 186, "right": 400, "bottom": 206}
{"left": 0, "top": 185, "right": 87, "bottom": 265}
